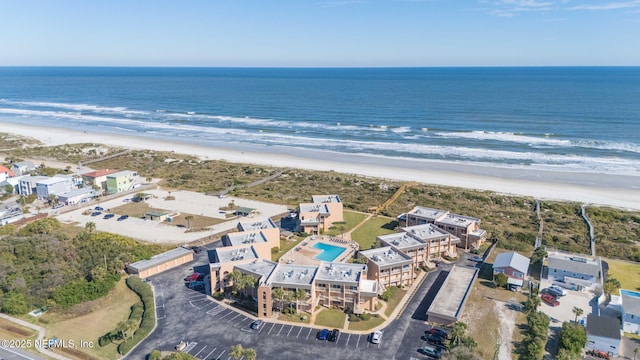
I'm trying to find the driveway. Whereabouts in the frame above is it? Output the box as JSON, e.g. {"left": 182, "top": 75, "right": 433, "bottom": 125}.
{"left": 126, "top": 251, "right": 450, "bottom": 360}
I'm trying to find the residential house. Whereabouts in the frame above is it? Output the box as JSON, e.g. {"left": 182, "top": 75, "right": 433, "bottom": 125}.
{"left": 82, "top": 169, "right": 118, "bottom": 191}
{"left": 57, "top": 187, "right": 98, "bottom": 205}
{"left": 359, "top": 246, "right": 414, "bottom": 288}
{"left": 0, "top": 175, "right": 26, "bottom": 194}
{"left": 11, "top": 161, "right": 36, "bottom": 176}
{"left": 546, "top": 252, "right": 601, "bottom": 291}
{"left": 403, "top": 206, "right": 486, "bottom": 249}
{"left": 18, "top": 175, "right": 48, "bottom": 196}
{"left": 0, "top": 165, "right": 14, "bottom": 182}
{"left": 106, "top": 170, "right": 140, "bottom": 194}
{"left": 0, "top": 202, "right": 22, "bottom": 224}
{"left": 586, "top": 314, "right": 621, "bottom": 356}
{"left": 620, "top": 289, "right": 640, "bottom": 334}
{"left": 493, "top": 251, "right": 530, "bottom": 287}
{"left": 35, "top": 177, "right": 71, "bottom": 200}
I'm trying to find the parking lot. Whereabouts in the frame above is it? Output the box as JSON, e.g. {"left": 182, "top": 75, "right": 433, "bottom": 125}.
{"left": 126, "top": 247, "right": 452, "bottom": 360}
{"left": 54, "top": 189, "right": 288, "bottom": 244}
{"left": 537, "top": 280, "right": 594, "bottom": 324}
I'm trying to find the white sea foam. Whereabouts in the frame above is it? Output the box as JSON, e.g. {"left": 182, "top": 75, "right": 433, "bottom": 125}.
{"left": 390, "top": 126, "right": 411, "bottom": 133}
{"left": 0, "top": 100, "right": 147, "bottom": 116}
{"left": 434, "top": 130, "right": 572, "bottom": 146}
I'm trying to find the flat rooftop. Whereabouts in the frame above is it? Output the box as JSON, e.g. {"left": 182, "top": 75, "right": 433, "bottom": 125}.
{"left": 314, "top": 262, "right": 364, "bottom": 284}
{"left": 225, "top": 231, "right": 268, "bottom": 246}
{"left": 299, "top": 203, "right": 329, "bottom": 214}
{"left": 312, "top": 194, "right": 341, "bottom": 203}
{"left": 408, "top": 206, "right": 448, "bottom": 221}
{"left": 378, "top": 232, "right": 424, "bottom": 249}
{"left": 213, "top": 245, "right": 259, "bottom": 264}
{"left": 36, "top": 177, "right": 68, "bottom": 185}
{"left": 621, "top": 289, "right": 640, "bottom": 316}
{"left": 547, "top": 253, "right": 600, "bottom": 277}
{"left": 58, "top": 187, "right": 95, "bottom": 198}
{"left": 436, "top": 213, "right": 480, "bottom": 228}
{"left": 107, "top": 170, "right": 137, "bottom": 178}
{"left": 359, "top": 246, "right": 413, "bottom": 267}
{"left": 128, "top": 247, "right": 193, "bottom": 272}
{"left": 427, "top": 265, "right": 477, "bottom": 321}
{"left": 235, "top": 260, "right": 278, "bottom": 282}
{"left": 269, "top": 264, "right": 317, "bottom": 287}
{"left": 238, "top": 218, "right": 277, "bottom": 231}
{"left": 403, "top": 224, "right": 451, "bottom": 241}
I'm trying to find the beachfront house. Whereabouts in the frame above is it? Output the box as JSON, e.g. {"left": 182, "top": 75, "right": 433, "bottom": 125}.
{"left": 82, "top": 169, "right": 118, "bottom": 191}
{"left": 403, "top": 206, "right": 486, "bottom": 250}
{"left": 18, "top": 175, "right": 48, "bottom": 196}
{"left": 620, "top": 289, "right": 640, "bottom": 334}
{"left": 106, "top": 170, "right": 140, "bottom": 194}
{"left": 35, "top": 176, "right": 72, "bottom": 200}
{"left": 297, "top": 194, "right": 344, "bottom": 235}
{"left": 57, "top": 187, "right": 98, "bottom": 205}
{"left": 586, "top": 314, "right": 621, "bottom": 356}
{"left": 493, "top": 251, "right": 530, "bottom": 287}
{"left": 546, "top": 252, "right": 601, "bottom": 291}
{"left": 359, "top": 246, "right": 414, "bottom": 288}
{"left": 0, "top": 165, "right": 14, "bottom": 182}
{"left": 11, "top": 161, "right": 36, "bottom": 176}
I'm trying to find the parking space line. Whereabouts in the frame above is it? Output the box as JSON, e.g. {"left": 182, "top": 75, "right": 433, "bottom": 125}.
{"left": 344, "top": 333, "right": 350, "bottom": 346}
{"left": 267, "top": 322, "right": 277, "bottom": 335}
{"left": 227, "top": 313, "right": 242, "bottom": 322}
{"left": 194, "top": 345, "right": 207, "bottom": 358}
{"left": 296, "top": 326, "right": 303, "bottom": 338}
{"left": 218, "top": 310, "right": 234, "bottom": 319}
{"left": 306, "top": 328, "right": 312, "bottom": 339}
{"left": 235, "top": 317, "right": 251, "bottom": 326}
{"left": 216, "top": 349, "right": 225, "bottom": 360}
{"left": 204, "top": 347, "right": 216, "bottom": 360}
{"left": 206, "top": 306, "right": 224, "bottom": 315}
{"left": 335, "top": 332, "right": 341, "bottom": 344}
{"left": 201, "top": 302, "right": 217, "bottom": 311}
{"left": 286, "top": 325, "right": 294, "bottom": 337}
{"left": 276, "top": 324, "right": 285, "bottom": 336}
{"left": 356, "top": 334, "right": 361, "bottom": 348}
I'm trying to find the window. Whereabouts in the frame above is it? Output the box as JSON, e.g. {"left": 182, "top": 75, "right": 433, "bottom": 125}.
{"left": 349, "top": 286, "right": 357, "bottom": 291}
{"left": 332, "top": 284, "right": 341, "bottom": 289}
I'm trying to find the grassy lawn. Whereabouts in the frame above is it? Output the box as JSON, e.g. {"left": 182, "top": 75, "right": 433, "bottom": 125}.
{"left": 171, "top": 212, "right": 225, "bottom": 229}
{"left": 0, "top": 318, "right": 40, "bottom": 355}
{"left": 314, "top": 308, "right": 347, "bottom": 329}
{"left": 347, "top": 315, "right": 385, "bottom": 331}
{"left": 272, "top": 236, "right": 303, "bottom": 262}
{"left": 351, "top": 215, "right": 397, "bottom": 250}
{"left": 38, "top": 277, "right": 140, "bottom": 360}
{"left": 278, "top": 311, "right": 311, "bottom": 324}
{"left": 109, "top": 202, "right": 167, "bottom": 218}
{"left": 384, "top": 287, "right": 407, "bottom": 318}
{"left": 327, "top": 211, "right": 368, "bottom": 236}
{"left": 606, "top": 258, "right": 640, "bottom": 291}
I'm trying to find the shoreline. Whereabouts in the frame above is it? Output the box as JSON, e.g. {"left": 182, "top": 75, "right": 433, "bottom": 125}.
{"left": 2, "top": 121, "right": 640, "bottom": 211}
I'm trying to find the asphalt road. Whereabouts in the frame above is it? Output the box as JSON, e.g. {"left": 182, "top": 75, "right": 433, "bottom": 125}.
{"left": 126, "top": 248, "right": 456, "bottom": 360}
{"left": 0, "top": 347, "right": 46, "bottom": 360}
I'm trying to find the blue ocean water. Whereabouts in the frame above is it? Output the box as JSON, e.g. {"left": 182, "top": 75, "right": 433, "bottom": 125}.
{"left": 0, "top": 67, "right": 638, "bottom": 176}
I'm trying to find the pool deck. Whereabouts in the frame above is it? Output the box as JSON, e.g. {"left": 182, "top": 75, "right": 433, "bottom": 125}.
{"left": 279, "top": 235, "right": 358, "bottom": 266}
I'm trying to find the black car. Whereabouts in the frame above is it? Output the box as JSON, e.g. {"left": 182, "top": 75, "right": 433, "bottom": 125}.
{"left": 422, "top": 334, "right": 445, "bottom": 345}
{"left": 117, "top": 215, "right": 129, "bottom": 221}
{"left": 427, "top": 326, "right": 449, "bottom": 339}
{"left": 91, "top": 211, "right": 102, "bottom": 217}
{"left": 95, "top": 206, "right": 104, "bottom": 211}
{"left": 103, "top": 213, "right": 115, "bottom": 219}
{"left": 328, "top": 329, "right": 339, "bottom": 342}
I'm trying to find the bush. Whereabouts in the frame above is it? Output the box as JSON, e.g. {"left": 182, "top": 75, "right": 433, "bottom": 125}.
{"left": 147, "top": 350, "right": 162, "bottom": 360}
{"left": 1, "top": 292, "right": 29, "bottom": 315}
{"left": 98, "top": 334, "right": 112, "bottom": 347}
{"left": 129, "top": 302, "right": 144, "bottom": 322}
{"left": 118, "top": 277, "right": 155, "bottom": 355}
{"left": 50, "top": 273, "right": 120, "bottom": 308}
{"left": 359, "top": 312, "right": 371, "bottom": 321}
{"left": 271, "top": 247, "right": 280, "bottom": 254}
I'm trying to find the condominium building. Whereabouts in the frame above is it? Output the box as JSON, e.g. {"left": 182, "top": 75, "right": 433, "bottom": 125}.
{"left": 359, "top": 247, "right": 414, "bottom": 288}
{"left": 378, "top": 224, "right": 458, "bottom": 268}
{"left": 314, "top": 262, "right": 377, "bottom": 312}
{"left": 403, "top": 206, "right": 486, "bottom": 249}
{"left": 297, "top": 194, "right": 344, "bottom": 235}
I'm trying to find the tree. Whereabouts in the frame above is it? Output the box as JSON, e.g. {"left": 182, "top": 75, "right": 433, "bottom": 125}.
{"left": 572, "top": 306, "right": 584, "bottom": 323}
{"left": 494, "top": 273, "right": 508, "bottom": 288}
{"left": 604, "top": 277, "right": 622, "bottom": 296}
{"left": 1, "top": 292, "right": 29, "bottom": 315}
{"left": 230, "top": 344, "right": 244, "bottom": 360}
{"left": 184, "top": 215, "right": 194, "bottom": 229}
{"left": 272, "top": 287, "right": 285, "bottom": 312}
{"left": 243, "top": 348, "right": 257, "bottom": 360}
{"left": 449, "top": 321, "right": 468, "bottom": 348}
{"left": 148, "top": 350, "right": 162, "bottom": 360}
{"left": 558, "top": 322, "right": 587, "bottom": 355}
{"left": 524, "top": 296, "right": 541, "bottom": 314}
{"left": 295, "top": 288, "right": 307, "bottom": 313}
{"left": 4, "top": 184, "right": 13, "bottom": 194}
{"left": 556, "top": 348, "right": 581, "bottom": 360}
{"left": 85, "top": 221, "right": 96, "bottom": 234}
{"left": 441, "top": 346, "right": 482, "bottom": 360}
{"left": 227, "top": 270, "right": 244, "bottom": 296}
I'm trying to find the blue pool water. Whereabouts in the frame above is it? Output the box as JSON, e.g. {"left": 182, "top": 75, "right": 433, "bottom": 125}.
{"left": 620, "top": 290, "right": 640, "bottom": 298}
{"left": 313, "top": 243, "right": 346, "bottom": 262}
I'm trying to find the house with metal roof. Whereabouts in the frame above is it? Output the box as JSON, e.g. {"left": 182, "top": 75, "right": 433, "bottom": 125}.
{"left": 620, "top": 289, "right": 640, "bottom": 334}
{"left": 546, "top": 251, "right": 601, "bottom": 291}
{"left": 586, "top": 314, "right": 621, "bottom": 356}
{"left": 126, "top": 247, "right": 194, "bottom": 278}
{"left": 493, "top": 251, "right": 530, "bottom": 286}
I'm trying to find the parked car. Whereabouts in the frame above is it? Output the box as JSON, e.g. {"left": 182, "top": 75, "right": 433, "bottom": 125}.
{"left": 417, "top": 344, "right": 442, "bottom": 358}
{"left": 117, "top": 215, "right": 129, "bottom": 221}
{"left": 427, "top": 327, "right": 448, "bottom": 339}
{"left": 250, "top": 320, "right": 264, "bottom": 330}
{"left": 541, "top": 294, "right": 560, "bottom": 306}
{"left": 317, "top": 329, "right": 330, "bottom": 341}
{"left": 328, "top": 329, "right": 340, "bottom": 342}
{"left": 103, "top": 213, "right": 115, "bottom": 219}
{"left": 95, "top": 206, "right": 104, "bottom": 211}
{"left": 370, "top": 330, "right": 382, "bottom": 344}
{"left": 422, "top": 334, "right": 445, "bottom": 345}
{"left": 91, "top": 211, "right": 102, "bottom": 217}
{"left": 175, "top": 341, "right": 187, "bottom": 352}
{"left": 184, "top": 272, "right": 203, "bottom": 282}
{"left": 549, "top": 285, "right": 567, "bottom": 297}
{"left": 470, "top": 255, "right": 484, "bottom": 262}
{"left": 52, "top": 203, "right": 64, "bottom": 209}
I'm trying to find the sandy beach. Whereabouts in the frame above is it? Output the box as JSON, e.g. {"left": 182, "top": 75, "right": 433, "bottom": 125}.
{"left": 2, "top": 121, "right": 640, "bottom": 211}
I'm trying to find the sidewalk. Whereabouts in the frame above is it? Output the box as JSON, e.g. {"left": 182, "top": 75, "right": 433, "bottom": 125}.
{"left": 0, "top": 313, "right": 72, "bottom": 360}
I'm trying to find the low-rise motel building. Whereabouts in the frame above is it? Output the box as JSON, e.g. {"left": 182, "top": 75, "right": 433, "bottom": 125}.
{"left": 401, "top": 206, "right": 487, "bottom": 250}
{"left": 359, "top": 247, "right": 415, "bottom": 288}
{"left": 377, "top": 224, "right": 458, "bottom": 268}
{"left": 297, "top": 194, "right": 343, "bottom": 235}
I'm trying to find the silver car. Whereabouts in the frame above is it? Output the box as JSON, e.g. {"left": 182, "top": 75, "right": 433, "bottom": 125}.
{"left": 370, "top": 330, "right": 382, "bottom": 344}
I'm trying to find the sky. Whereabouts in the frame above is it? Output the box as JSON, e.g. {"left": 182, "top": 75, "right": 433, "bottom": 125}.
{"left": 0, "top": 0, "right": 639, "bottom": 67}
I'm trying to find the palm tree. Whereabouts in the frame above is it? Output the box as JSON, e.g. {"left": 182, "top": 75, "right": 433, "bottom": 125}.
{"left": 230, "top": 344, "right": 244, "bottom": 360}
{"left": 85, "top": 221, "right": 96, "bottom": 234}
{"left": 243, "top": 348, "right": 257, "bottom": 360}
{"left": 272, "top": 287, "right": 285, "bottom": 312}
{"left": 295, "top": 288, "right": 307, "bottom": 313}
{"left": 227, "top": 270, "right": 243, "bottom": 296}
{"left": 185, "top": 215, "right": 194, "bottom": 228}
{"left": 449, "top": 321, "right": 468, "bottom": 348}
{"left": 572, "top": 306, "right": 584, "bottom": 323}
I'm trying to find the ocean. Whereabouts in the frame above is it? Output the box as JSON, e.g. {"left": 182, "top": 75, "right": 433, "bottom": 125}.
{"left": 0, "top": 67, "right": 639, "bottom": 176}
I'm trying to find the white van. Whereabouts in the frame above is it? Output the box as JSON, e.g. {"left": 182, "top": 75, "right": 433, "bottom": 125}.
{"left": 549, "top": 286, "right": 567, "bottom": 297}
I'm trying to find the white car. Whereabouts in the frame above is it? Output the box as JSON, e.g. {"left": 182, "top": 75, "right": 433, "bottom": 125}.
{"left": 470, "top": 255, "right": 484, "bottom": 262}
{"left": 370, "top": 330, "right": 382, "bottom": 344}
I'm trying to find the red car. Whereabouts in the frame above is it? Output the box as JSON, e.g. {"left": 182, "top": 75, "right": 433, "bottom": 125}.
{"left": 184, "top": 272, "right": 202, "bottom": 282}
{"left": 541, "top": 294, "right": 560, "bottom": 306}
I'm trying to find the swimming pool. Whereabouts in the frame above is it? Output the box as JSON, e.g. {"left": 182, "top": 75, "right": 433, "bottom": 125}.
{"left": 313, "top": 243, "right": 346, "bottom": 262}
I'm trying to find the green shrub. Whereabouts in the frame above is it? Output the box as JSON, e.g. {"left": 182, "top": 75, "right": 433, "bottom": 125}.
{"left": 129, "top": 302, "right": 144, "bottom": 322}
{"left": 118, "top": 277, "right": 155, "bottom": 355}
{"left": 147, "top": 350, "right": 162, "bottom": 360}
{"left": 360, "top": 312, "right": 371, "bottom": 321}
{"left": 98, "top": 334, "right": 112, "bottom": 347}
